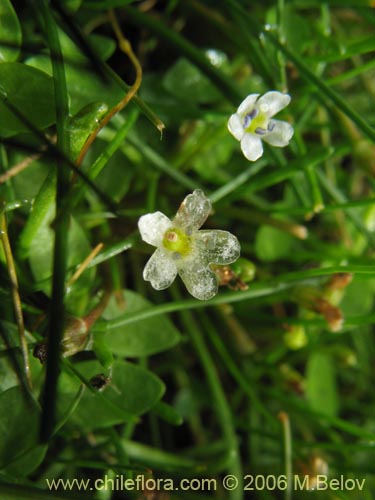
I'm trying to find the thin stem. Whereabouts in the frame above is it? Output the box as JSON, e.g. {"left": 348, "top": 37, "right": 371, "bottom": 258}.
{"left": 200, "top": 310, "right": 276, "bottom": 428}
{"left": 123, "top": 4, "right": 242, "bottom": 105}
{"left": 75, "top": 8, "right": 142, "bottom": 167}
{"left": 278, "top": 412, "right": 292, "bottom": 500}
{"left": 39, "top": 0, "right": 70, "bottom": 442}
{"left": 0, "top": 150, "right": 44, "bottom": 184}
{"left": 171, "top": 289, "right": 243, "bottom": 500}
{"left": 66, "top": 242, "right": 104, "bottom": 289}
{"left": 96, "top": 265, "right": 375, "bottom": 331}
{"left": 0, "top": 209, "right": 31, "bottom": 389}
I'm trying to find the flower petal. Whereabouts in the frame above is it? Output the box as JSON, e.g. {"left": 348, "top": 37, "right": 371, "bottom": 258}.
{"left": 263, "top": 120, "right": 294, "bottom": 147}
{"left": 237, "top": 93, "right": 260, "bottom": 116}
{"left": 256, "top": 91, "right": 291, "bottom": 117}
{"left": 240, "top": 133, "right": 263, "bottom": 161}
{"left": 143, "top": 247, "right": 177, "bottom": 290}
{"left": 178, "top": 260, "right": 218, "bottom": 300}
{"left": 174, "top": 189, "right": 212, "bottom": 231}
{"left": 227, "top": 113, "right": 244, "bottom": 141}
{"left": 196, "top": 230, "right": 240, "bottom": 265}
{"left": 138, "top": 211, "right": 172, "bottom": 247}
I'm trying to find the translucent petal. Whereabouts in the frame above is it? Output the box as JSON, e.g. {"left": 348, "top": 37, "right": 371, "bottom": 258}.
{"left": 256, "top": 91, "right": 291, "bottom": 117}
{"left": 263, "top": 120, "right": 294, "bottom": 147}
{"left": 227, "top": 113, "right": 244, "bottom": 141}
{"left": 143, "top": 247, "right": 177, "bottom": 290}
{"left": 178, "top": 260, "right": 218, "bottom": 300}
{"left": 237, "top": 93, "right": 260, "bottom": 116}
{"left": 240, "top": 133, "right": 263, "bottom": 161}
{"left": 174, "top": 189, "right": 212, "bottom": 231}
{"left": 138, "top": 211, "right": 172, "bottom": 247}
{"left": 196, "top": 230, "right": 241, "bottom": 265}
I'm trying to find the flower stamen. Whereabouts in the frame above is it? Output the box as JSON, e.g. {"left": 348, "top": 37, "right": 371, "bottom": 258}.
{"left": 163, "top": 227, "right": 192, "bottom": 256}
{"left": 255, "top": 127, "right": 267, "bottom": 135}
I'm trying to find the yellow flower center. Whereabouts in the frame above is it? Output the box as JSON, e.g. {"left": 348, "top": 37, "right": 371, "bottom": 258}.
{"left": 163, "top": 227, "right": 192, "bottom": 256}
{"left": 245, "top": 111, "right": 268, "bottom": 134}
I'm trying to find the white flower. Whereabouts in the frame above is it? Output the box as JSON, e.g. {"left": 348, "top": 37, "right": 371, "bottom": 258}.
{"left": 138, "top": 190, "right": 241, "bottom": 300}
{"left": 228, "top": 91, "right": 294, "bottom": 161}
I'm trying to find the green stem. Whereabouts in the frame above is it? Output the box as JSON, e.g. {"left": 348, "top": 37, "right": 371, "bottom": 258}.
{"left": 39, "top": 0, "right": 70, "bottom": 442}
{"left": 317, "top": 169, "right": 375, "bottom": 246}
{"left": 96, "top": 265, "right": 374, "bottom": 331}
{"left": 0, "top": 209, "right": 31, "bottom": 388}
{"left": 200, "top": 310, "right": 276, "bottom": 428}
{"left": 123, "top": 5, "right": 242, "bottom": 105}
{"left": 171, "top": 289, "right": 243, "bottom": 500}
{"left": 127, "top": 133, "right": 200, "bottom": 190}
{"left": 278, "top": 412, "right": 292, "bottom": 500}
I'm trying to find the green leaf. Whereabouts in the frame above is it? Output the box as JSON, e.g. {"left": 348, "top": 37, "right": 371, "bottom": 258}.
{"left": 163, "top": 58, "right": 221, "bottom": 103}
{"left": 66, "top": 101, "right": 108, "bottom": 161}
{"left": 93, "top": 330, "right": 114, "bottom": 369}
{"left": 0, "top": 63, "right": 56, "bottom": 136}
{"left": 17, "top": 171, "right": 56, "bottom": 260}
{"left": 58, "top": 28, "right": 116, "bottom": 65}
{"left": 60, "top": 359, "right": 165, "bottom": 430}
{"left": 0, "top": 386, "right": 46, "bottom": 475}
{"left": 0, "top": 0, "right": 22, "bottom": 62}
{"left": 151, "top": 401, "right": 183, "bottom": 426}
{"left": 254, "top": 225, "right": 295, "bottom": 262}
{"left": 101, "top": 290, "right": 181, "bottom": 357}
{"left": 29, "top": 204, "right": 94, "bottom": 310}
{"left": 306, "top": 352, "right": 339, "bottom": 418}
{"left": 60, "top": 0, "right": 82, "bottom": 12}
{"left": 26, "top": 55, "right": 124, "bottom": 115}
{"left": 85, "top": 0, "right": 148, "bottom": 8}
{"left": 340, "top": 277, "right": 375, "bottom": 317}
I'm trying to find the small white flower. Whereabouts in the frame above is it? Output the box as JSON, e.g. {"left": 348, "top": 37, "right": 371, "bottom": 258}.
{"left": 228, "top": 91, "right": 294, "bottom": 161}
{"left": 138, "top": 190, "right": 241, "bottom": 300}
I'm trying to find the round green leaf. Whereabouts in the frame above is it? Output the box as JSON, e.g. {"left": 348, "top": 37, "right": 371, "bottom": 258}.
{"left": 102, "top": 290, "right": 181, "bottom": 357}
{"left": 26, "top": 55, "right": 123, "bottom": 114}
{"left": 0, "top": 63, "right": 56, "bottom": 137}
{"left": 29, "top": 205, "right": 94, "bottom": 307}
{"left": 0, "top": 0, "right": 22, "bottom": 62}
{"left": 163, "top": 57, "right": 220, "bottom": 103}
{"left": 306, "top": 352, "right": 339, "bottom": 418}
{"left": 59, "top": 359, "right": 165, "bottom": 430}
{"left": 66, "top": 101, "right": 108, "bottom": 161}
{"left": 0, "top": 386, "right": 46, "bottom": 475}
{"left": 255, "top": 225, "right": 295, "bottom": 262}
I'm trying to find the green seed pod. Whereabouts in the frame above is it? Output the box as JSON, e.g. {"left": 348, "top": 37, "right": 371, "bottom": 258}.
{"left": 231, "top": 257, "right": 256, "bottom": 283}
{"left": 61, "top": 316, "right": 88, "bottom": 357}
{"left": 283, "top": 325, "right": 308, "bottom": 350}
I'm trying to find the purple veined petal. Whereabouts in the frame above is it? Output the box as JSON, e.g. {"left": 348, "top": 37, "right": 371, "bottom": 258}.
{"left": 240, "top": 133, "right": 263, "bottom": 161}
{"left": 143, "top": 247, "right": 177, "bottom": 290}
{"left": 174, "top": 189, "right": 212, "bottom": 231}
{"left": 263, "top": 120, "right": 294, "bottom": 147}
{"left": 228, "top": 113, "right": 245, "bottom": 141}
{"left": 196, "top": 230, "right": 241, "bottom": 265}
{"left": 237, "top": 93, "right": 260, "bottom": 116}
{"left": 138, "top": 211, "right": 172, "bottom": 247}
{"left": 178, "top": 259, "right": 218, "bottom": 300}
{"left": 256, "top": 91, "right": 291, "bottom": 117}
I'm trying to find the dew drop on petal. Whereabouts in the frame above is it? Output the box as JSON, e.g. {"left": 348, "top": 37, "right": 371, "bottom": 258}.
{"left": 143, "top": 248, "right": 177, "bottom": 290}
{"left": 197, "top": 230, "right": 241, "bottom": 265}
{"left": 138, "top": 212, "right": 172, "bottom": 247}
{"left": 175, "top": 189, "right": 212, "bottom": 231}
{"left": 179, "top": 261, "right": 218, "bottom": 300}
